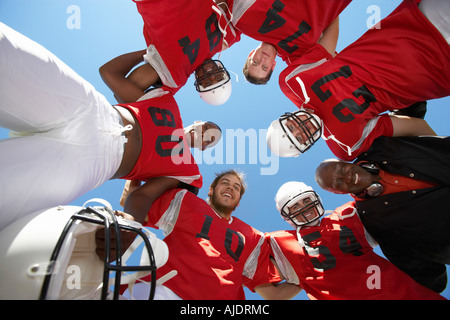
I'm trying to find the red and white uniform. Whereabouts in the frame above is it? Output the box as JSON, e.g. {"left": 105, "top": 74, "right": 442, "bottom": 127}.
{"left": 138, "top": 188, "right": 275, "bottom": 300}
{"left": 279, "top": 0, "right": 450, "bottom": 160}
{"left": 133, "top": 0, "right": 241, "bottom": 93}
{"left": 118, "top": 89, "right": 202, "bottom": 188}
{"left": 267, "top": 202, "right": 446, "bottom": 300}
{"left": 230, "top": 0, "right": 351, "bottom": 64}
{"left": 0, "top": 23, "right": 203, "bottom": 230}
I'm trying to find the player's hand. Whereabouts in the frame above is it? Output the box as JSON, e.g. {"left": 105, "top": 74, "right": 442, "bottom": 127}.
{"left": 95, "top": 210, "right": 138, "bottom": 262}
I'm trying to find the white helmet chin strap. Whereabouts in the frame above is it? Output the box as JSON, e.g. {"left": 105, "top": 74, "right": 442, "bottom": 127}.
{"left": 321, "top": 128, "right": 353, "bottom": 157}
{"left": 294, "top": 76, "right": 352, "bottom": 156}
{"left": 296, "top": 227, "right": 306, "bottom": 247}
{"left": 295, "top": 76, "right": 311, "bottom": 105}
{"left": 294, "top": 209, "right": 333, "bottom": 247}
{"left": 292, "top": 77, "right": 325, "bottom": 144}
{"left": 228, "top": 68, "right": 239, "bottom": 83}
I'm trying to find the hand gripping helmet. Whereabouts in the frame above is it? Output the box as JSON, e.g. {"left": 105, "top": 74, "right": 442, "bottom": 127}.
{"left": 274, "top": 182, "right": 325, "bottom": 228}
{"left": 0, "top": 199, "right": 168, "bottom": 300}
{"left": 195, "top": 60, "right": 232, "bottom": 106}
{"left": 266, "top": 110, "right": 322, "bottom": 157}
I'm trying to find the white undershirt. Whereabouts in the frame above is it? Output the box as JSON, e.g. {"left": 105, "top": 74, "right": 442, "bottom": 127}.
{"left": 419, "top": 0, "right": 450, "bottom": 44}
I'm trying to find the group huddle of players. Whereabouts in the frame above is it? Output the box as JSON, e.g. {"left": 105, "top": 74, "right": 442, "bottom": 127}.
{"left": 0, "top": 0, "right": 449, "bottom": 300}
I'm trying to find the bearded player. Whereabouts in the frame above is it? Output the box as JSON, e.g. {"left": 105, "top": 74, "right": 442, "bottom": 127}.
{"left": 114, "top": 170, "right": 290, "bottom": 299}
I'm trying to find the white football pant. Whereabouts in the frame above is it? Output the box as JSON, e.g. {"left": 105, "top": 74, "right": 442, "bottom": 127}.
{"left": 0, "top": 23, "right": 126, "bottom": 230}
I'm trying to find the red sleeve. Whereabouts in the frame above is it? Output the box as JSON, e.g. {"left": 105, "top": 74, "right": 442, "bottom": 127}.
{"left": 279, "top": 43, "right": 333, "bottom": 107}
{"left": 144, "top": 188, "right": 182, "bottom": 229}
{"left": 355, "top": 114, "right": 394, "bottom": 158}
{"left": 242, "top": 233, "right": 283, "bottom": 292}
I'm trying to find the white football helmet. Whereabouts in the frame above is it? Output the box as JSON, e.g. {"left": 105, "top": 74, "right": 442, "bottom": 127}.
{"left": 195, "top": 60, "right": 232, "bottom": 105}
{"left": 266, "top": 110, "right": 322, "bottom": 157}
{"left": 275, "top": 181, "right": 325, "bottom": 228}
{"left": 0, "top": 200, "right": 168, "bottom": 300}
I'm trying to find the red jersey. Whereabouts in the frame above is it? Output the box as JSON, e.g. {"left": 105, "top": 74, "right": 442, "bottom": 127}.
{"left": 118, "top": 89, "right": 202, "bottom": 188}
{"left": 267, "top": 201, "right": 445, "bottom": 300}
{"left": 141, "top": 188, "right": 275, "bottom": 300}
{"left": 279, "top": 0, "right": 450, "bottom": 160}
{"left": 133, "top": 0, "right": 241, "bottom": 93}
{"left": 230, "top": 0, "right": 351, "bottom": 64}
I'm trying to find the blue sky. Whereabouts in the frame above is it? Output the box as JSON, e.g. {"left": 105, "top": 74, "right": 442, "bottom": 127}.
{"left": 1, "top": 0, "right": 449, "bottom": 300}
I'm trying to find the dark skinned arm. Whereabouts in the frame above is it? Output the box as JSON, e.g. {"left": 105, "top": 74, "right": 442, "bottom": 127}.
{"left": 390, "top": 115, "right": 437, "bottom": 137}
{"left": 95, "top": 177, "right": 180, "bottom": 261}
{"left": 123, "top": 177, "right": 180, "bottom": 224}
{"left": 99, "top": 50, "right": 160, "bottom": 103}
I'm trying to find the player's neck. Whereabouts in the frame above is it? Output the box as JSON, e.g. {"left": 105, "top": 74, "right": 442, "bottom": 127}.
{"left": 210, "top": 205, "right": 233, "bottom": 221}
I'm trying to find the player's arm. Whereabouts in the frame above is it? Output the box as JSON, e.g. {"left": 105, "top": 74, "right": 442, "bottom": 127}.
{"left": 127, "top": 63, "right": 160, "bottom": 93}
{"left": 390, "top": 115, "right": 437, "bottom": 137}
{"left": 254, "top": 258, "right": 302, "bottom": 300}
{"left": 254, "top": 282, "right": 302, "bottom": 300}
{"left": 99, "top": 50, "right": 159, "bottom": 103}
{"left": 96, "top": 177, "right": 179, "bottom": 261}
{"left": 123, "top": 176, "right": 180, "bottom": 224}
{"left": 119, "top": 180, "right": 142, "bottom": 207}
{"left": 318, "top": 16, "right": 339, "bottom": 57}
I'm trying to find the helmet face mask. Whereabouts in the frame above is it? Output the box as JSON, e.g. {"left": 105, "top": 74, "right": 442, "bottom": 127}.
{"left": 194, "top": 60, "right": 230, "bottom": 91}
{"left": 267, "top": 110, "right": 322, "bottom": 157}
{"left": 40, "top": 206, "right": 159, "bottom": 300}
{"left": 279, "top": 110, "right": 322, "bottom": 153}
{"left": 280, "top": 190, "right": 324, "bottom": 227}
{"left": 194, "top": 60, "right": 232, "bottom": 105}
{"left": 0, "top": 202, "right": 168, "bottom": 300}
{"left": 275, "top": 181, "right": 325, "bottom": 228}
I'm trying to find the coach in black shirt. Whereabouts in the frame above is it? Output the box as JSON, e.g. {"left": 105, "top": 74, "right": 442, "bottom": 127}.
{"left": 315, "top": 135, "right": 450, "bottom": 293}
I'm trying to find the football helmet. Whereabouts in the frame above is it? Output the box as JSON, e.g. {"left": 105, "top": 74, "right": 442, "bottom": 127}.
{"left": 195, "top": 60, "right": 232, "bottom": 105}
{"left": 275, "top": 181, "right": 325, "bottom": 228}
{"left": 0, "top": 199, "right": 168, "bottom": 300}
{"left": 266, "top": 110, "right": 322, "bottom": 157}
